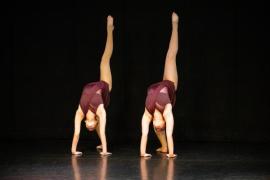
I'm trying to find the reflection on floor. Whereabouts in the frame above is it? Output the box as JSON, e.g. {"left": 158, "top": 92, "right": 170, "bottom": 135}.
{"left": 0, "top": 141, "right": 270, "bottom": 179}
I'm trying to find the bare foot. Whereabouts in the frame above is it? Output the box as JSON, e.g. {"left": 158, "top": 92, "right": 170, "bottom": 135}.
{"left": 107, "top": 15, "right": 114, "bottom": 30}
{"left": 172, "top": 12, "right": 179, "bottom": 23}
{"left": 156, "top": 147, "right": 168, "bottom": 153}
{"left": 96, "top": 145, "right": 102, "bottom": 150}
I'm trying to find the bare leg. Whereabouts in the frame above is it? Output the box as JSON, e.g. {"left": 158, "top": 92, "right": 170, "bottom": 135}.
{"left": 100, "top": 15, "right": 114, "bottom": 91}
{"left": 163, "top": 12, "right": 179, "bottom": 90}
{"left": 153, "top": 110, "right": 168, "bottom": 152}
{"left": 154, "top": 129, "right": 168, "bottom": 153}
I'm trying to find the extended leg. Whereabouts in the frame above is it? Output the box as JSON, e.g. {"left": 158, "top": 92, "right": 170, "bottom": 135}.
{"left": 163, "top": 12, "right": 179, "bottom": 90}
{"left": 154, "top": 128, "right": 168, "bottom": 153}
{"left": 100, "top": 15, "right": 114, "bottom": 91}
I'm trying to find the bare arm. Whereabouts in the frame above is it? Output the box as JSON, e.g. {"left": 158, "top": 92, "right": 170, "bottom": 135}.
{"left": 163, "top": 104, "right": 176, "bottom": 158}
{"left": 95, "top": 122, "right": 102, "bottom": 149}
{"left": 71, "top": 107, "right": 84, "bottom": 155}
{"left": 140, "top": 109, "right": 152, "bottom": 157}
{"left": 96, "top": 105, "right": 111, "bottom": 156}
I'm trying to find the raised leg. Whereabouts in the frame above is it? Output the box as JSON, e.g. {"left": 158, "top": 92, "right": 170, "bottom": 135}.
{"left": 100, "top": 15, "right": 114, "bottom": 91}
{"left": 163, "top": 12, "right": 179, "bottom": 90}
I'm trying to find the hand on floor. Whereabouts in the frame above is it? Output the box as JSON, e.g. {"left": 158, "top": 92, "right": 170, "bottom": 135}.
{"left": 72, "top": 151, "right": 83, "bottom": 156}
{"left": 100, "top": 152, "right": 112, "bottom": 156}
{"left": 140, "top": 153, "right": 152, "bottom": 157}
{"left": 166, "top": 154, "right": 177, "bottom": 158}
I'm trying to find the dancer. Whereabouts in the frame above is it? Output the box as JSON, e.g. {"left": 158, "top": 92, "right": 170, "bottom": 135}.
{"left": 140, "top": 12, "right": 179, "bottom": 158}
{"left": 71, "top": 15, "right": 114, "bottom": 156}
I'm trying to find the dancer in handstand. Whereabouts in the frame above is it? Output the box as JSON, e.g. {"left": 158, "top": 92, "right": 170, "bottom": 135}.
{"left": 71, "top": 15, "right": 114, "bottom": 156}
{"left": 140, "top": 12, "right": 179, "bottom": 158}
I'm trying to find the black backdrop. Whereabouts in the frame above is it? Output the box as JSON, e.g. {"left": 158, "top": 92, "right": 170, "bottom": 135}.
{"left": 2, "top": 0, "right": 269, "bottom": 144}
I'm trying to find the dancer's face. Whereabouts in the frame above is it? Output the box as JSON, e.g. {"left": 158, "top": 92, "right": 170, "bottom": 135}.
{"left": 85, "top": 118, "right": 98, "bottom": 131}
{"left": 153, "top": 119, "right": 166, "bottom": 131}
{"left": 153, "top": 113, "right": 166, "bottom": 132}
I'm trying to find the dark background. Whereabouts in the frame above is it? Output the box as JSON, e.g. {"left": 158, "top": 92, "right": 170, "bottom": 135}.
{"left": 2, "top": 0, "right": 269, "bottom": 145}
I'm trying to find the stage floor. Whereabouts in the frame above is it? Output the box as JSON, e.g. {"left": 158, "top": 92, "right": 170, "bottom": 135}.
{"left": 0, "top": 141, "right": 270, "bottom": 179}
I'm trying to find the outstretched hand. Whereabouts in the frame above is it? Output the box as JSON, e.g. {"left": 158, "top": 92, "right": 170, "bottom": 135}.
{"left": 172, "top": 12, "right": 179, "bottom": 23}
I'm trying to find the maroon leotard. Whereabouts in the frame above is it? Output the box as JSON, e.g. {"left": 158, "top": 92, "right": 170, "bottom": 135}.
{"left": 145, "top": 80, "right": 176, "bottom": 114}
{"left": 79, "top": 81, "right": 110, "bottom": 115}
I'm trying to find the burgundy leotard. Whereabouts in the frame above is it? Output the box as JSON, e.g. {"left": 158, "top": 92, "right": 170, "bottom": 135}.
{"left": 79, "top": 81, "right": 110, "bottom": 115}
{"left": 145, "top": 80, "right": 176, "bottom": 114}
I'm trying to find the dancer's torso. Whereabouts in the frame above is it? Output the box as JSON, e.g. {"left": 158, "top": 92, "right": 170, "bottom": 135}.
{"left": 79, "top": 81, "right": 110, "bottom": 115}
{"left": 145, "top": 80, "right": 176, "bottom": 115}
